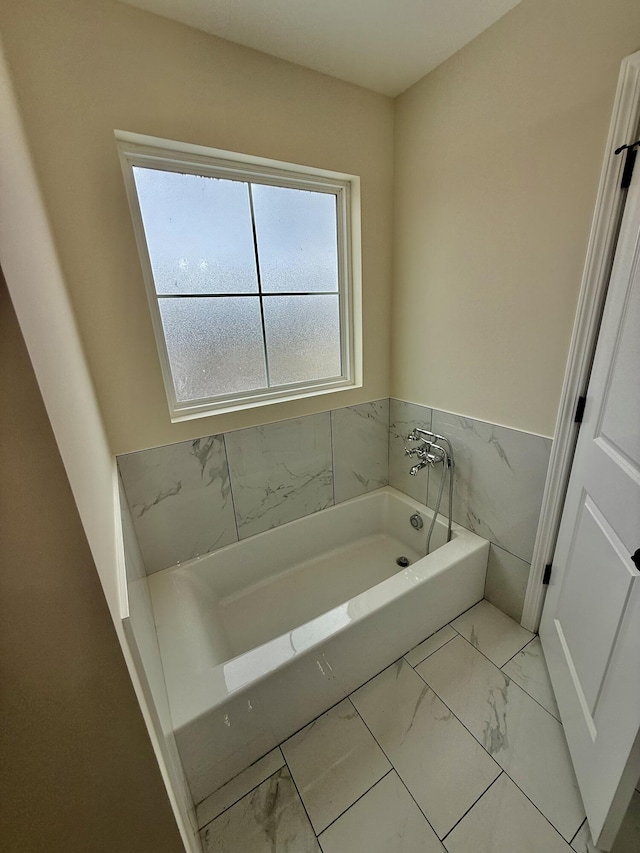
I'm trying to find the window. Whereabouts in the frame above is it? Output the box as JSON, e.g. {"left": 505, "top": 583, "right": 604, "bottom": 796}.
{"left": 117, "top": 134, "right": 361, "bottom": 420}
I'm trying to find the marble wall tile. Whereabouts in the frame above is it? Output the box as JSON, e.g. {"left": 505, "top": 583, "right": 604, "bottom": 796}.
{"left": 225, "top": 413, "right": 333, "bottom": 540}
{"left": 485, "top": 544, "right": 531, "bottom": 622}
{"left": 331, "top": 399, "right": 389, "bottom": 503}
{"left": 118, "top": 435, "right": 237, "bottom": 574}
{"left": 119, "top": 474, "right": 146, "bottom": 584}
{"left": 388, "top": 399, "right": 432, "bottom": 504}
{"left": 427, "top": 410, "right": 551, "bottom": 563}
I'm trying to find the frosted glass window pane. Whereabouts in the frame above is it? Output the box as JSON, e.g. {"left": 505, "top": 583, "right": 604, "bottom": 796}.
{"left": 159, "top": 298, "right": 266, "bottom": 401}
{"left": 252, "top": 184, "right": 338, "bottom": 293}
{"left": 133, "top": 167, "right": 258, "bottom": 295}
{"left": 263, "top": 295, "right": 341, "bottom": 385}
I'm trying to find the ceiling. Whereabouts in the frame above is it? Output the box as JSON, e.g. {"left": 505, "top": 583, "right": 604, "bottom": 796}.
{"left": 118, "top": 0, "right": 522, "bottom": 97}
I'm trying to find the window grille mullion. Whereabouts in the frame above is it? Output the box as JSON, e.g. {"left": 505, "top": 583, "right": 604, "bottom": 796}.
{"left": 247, "top": 182, "right": 271, "bottom": 390}
{"left": 155, "top": 291, "right": 338, "bottom": 298}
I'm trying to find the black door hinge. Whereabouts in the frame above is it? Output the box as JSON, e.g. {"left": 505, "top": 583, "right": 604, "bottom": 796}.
{"left": 615, "top": 139, "right": 640, "bottom": 189}
{"left": 575, "top": 395, "right": 586, "bottom": 424}
{"left": 621, "top": 147, "right": 637, "bottom": 189}
{"left": 542, "top": 564, "right": 552, "bottom": 585}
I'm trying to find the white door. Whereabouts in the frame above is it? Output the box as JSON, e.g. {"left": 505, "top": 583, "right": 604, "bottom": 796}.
{"left": 540, "top": 159, "right": 640, "bottom": 850}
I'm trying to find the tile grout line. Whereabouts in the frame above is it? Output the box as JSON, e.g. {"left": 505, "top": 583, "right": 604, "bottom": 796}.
{"left": 500, "top": 634, "right": 538, "bottom": 669}
{"left": 329, "top": 409, "right": 336, "bottom": 508}
{"left": 345, "top": 693, "right": 463, "bottom": 843}
{"left": 570, "top": 818, "right": 588, "bottom": 846}
{"left": 439, "top": 771, "right": 505, "bottom": 843}
{"left": 279, "top": 743, "right": 328, "bottom": 844}
{"left": 412, "top": 650, "right": 584, "bottom": 845}
{"left": 452, "top": 623, "right": 533, "bottom": 680}
{"left": 499, "top": 636, "right": 564, "bottom": 722}
{"left": 403, "top": 632, "right": 459, "bottom": 669}
{"left": 386, "top": 397, "right": 391, "bottom": 490}
{"left": 196, "top": 747, "right": 287, "bottom": 829}
{"left": 222, "top": 432, "right": 241, "bottom": 542}
{"left": 313, "top": 766, "right": 395, "bottom": 840}
{"left": 487, "top": 538, "right": 535, "bottom": 567}
{"left": 448, "top": 597, "right": 486, "bottom": 623}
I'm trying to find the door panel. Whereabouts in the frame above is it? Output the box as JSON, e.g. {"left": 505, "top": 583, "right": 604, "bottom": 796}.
{"left": 555, "top": 494, "right": 637, "bottom": 714}
{"left": 540, "top": 159, "right": 640, "bottom": 849}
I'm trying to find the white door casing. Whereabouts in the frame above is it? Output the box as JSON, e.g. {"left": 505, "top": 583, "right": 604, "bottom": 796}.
{"left": 540, "top": 152, "right": 640, "bottom": 849}
{"left": 522, "top": 51, "right": 640, "bottom": 633}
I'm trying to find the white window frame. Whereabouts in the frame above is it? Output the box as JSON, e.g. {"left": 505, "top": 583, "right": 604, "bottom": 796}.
{"left": 116, "top": 131, "right": 362, "bottom": 421}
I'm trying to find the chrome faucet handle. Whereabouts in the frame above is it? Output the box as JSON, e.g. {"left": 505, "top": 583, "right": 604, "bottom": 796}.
{"left": 409, "top": 427, "right": 436, "bottom": 442}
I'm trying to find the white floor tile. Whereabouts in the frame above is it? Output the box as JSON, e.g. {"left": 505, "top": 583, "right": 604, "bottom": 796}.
{"left": 200, "top": 766, "right": 319, "bottom": 852}
{"left": 282, "top": 698, "right": 391, "bottom": 833}
{"left": 405, "top": 625, "right": 457, "bottom": 667}
{"left": 351, "top": 659, "right": 500, "bottom": 838}
{"left": 417, "top": 635, "right": 585, "bottom": 840}
{"left": 451, "top": 600, "right": 534, "bottom": 667}
{"left": 571, "top": 790, "right": 640, "bottom": 853}
{"left": 196, "top": 748, "right": 285, "bottom": 828}
{"left": 445, "top": 773, "right": 573, "bottom": 852}
{"left": 318, "top": 771, "right": 445, "bottom": 853}
{"left": 502, "top": 636, "right": 560, "bottom": 720}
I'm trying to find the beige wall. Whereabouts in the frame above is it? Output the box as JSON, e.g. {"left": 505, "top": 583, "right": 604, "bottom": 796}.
{"left": 0, "top": 274, "right": 184, "bottom": 853}
{"left": 0, "top": 34, "right": 196, "bottom": 844}
{"left": 0, "top": 0, "right": 394, "bottom": 455}
{"left": 393, "top": 0, "right": 640, "bottom": 437}
{"left": 6, "top": 0, "right": 636, "bottom": 448}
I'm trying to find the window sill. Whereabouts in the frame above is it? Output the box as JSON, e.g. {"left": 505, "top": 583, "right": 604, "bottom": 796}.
{"left": 168, "top": 377, "right": 363, "bottom": 422}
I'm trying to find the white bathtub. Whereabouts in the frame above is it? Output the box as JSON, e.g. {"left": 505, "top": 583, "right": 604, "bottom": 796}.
{"left": 148, "top": 485, "right": 489, "bottom": 804}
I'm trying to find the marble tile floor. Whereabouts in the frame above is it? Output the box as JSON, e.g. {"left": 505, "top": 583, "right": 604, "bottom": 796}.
{"left": 197, "top": 600, "right": 639, "bottom": 853}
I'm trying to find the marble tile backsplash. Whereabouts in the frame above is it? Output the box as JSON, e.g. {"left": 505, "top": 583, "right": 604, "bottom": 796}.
{"left": 118, "top": 435, "right": 237, "bottom": 574}
{"left": 484, "top": 544, "right": 532, "bottom": 622}
{"left": 118, "top": 400, "right": 390, "bottom": 574}
{"left": 118, "top": 396, "right": 550, "bottom": 608}
{"left": 388, "top": 399, "right": 432, "bottom": 504}
{"left": 331, "top": 399, "right": 389, "bottom": 503}
{"left": 224, "top": 413, "right": 334, "bottom": 540}
{"left": 425, "top": 410, "right": 551, "bottom": 564}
